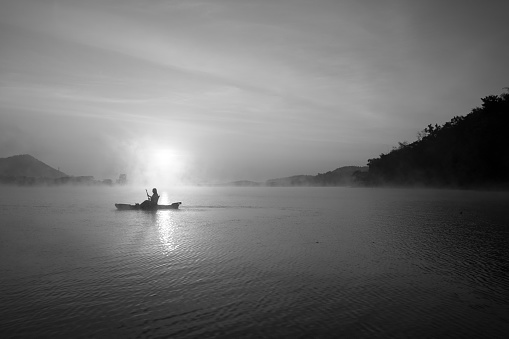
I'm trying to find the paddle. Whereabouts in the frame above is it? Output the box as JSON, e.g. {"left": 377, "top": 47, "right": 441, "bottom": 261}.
{"left": 145, "top": 189, "right": 150, "bottom": 200}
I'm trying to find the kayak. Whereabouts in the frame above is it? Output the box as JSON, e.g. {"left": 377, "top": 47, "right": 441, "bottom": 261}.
{"left": 115, "top": 202, "right": 182, "bottom": 210}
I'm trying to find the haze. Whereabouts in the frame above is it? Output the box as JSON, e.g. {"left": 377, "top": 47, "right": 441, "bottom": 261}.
{"left": 1, "top": 0, "right": 508, "bottom": 184}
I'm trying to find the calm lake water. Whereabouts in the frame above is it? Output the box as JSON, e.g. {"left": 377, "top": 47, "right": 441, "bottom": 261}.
{"left": 1, "top": 186, "right": 508, "bottom": 338}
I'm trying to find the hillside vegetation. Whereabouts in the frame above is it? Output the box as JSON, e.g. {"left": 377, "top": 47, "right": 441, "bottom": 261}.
{"left": 367, "top": 90, "right": 509, "bottom": 188}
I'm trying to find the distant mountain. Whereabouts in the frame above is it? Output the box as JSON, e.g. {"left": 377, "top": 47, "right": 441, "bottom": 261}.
{"left": 0, "top": 154, "right": 68, "bottom": 179}
{"left": 266, "top": 175, "right": 316, "bottom": 186}
{"left": 266, "top": 166, "right": 368, "bottom": 186}
{"left": 210, "top": 166, "right": 368, "bottom": 187}
{"left": 221, "top": 180, "right": 263, "bottom": 187}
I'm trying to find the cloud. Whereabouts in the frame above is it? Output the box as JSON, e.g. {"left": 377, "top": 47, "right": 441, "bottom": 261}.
{"left": 1, "top": 0, "right": 508, "bottom": 181}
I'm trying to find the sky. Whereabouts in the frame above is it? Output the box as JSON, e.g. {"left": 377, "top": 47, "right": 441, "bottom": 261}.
{"left": 1, "top": 0, "right": 508, "bottom": 184}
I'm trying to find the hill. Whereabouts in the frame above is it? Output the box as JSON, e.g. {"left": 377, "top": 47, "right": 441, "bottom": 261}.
{"left": 366, "top": 90, "right": 509, "bottom": 188}
{"left": 0, "top": 154, "right": 68, "bottom": 179}
{"left": 266, "top": 166, "right": 368, "bottom": 186}
{"left": 225, "top": 180, "right": 262, "bottom": 187}
{"left": 213, "top": 180, "right": 263, "bottom": 187}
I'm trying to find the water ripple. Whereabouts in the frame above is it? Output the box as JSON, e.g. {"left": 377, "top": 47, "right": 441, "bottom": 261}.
{"left": 1, "top": 187, "right": 509, "bottom": 338}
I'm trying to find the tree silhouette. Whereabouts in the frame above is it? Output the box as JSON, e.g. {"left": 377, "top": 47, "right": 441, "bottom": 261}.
{"left": 367, "top": 89, "right": 509, "bottom": 188}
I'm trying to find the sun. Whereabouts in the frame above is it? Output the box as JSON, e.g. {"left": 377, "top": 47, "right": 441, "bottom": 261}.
{"left": 150, "top": 148, "right": 184, "bottom": 172}
{"left": 130, "top": 141, "right": 191, "bottom": 186}
{"left": 145, "top": 148, "right": 188, "bottom": 184}
{"left": 151, "top": 149, "right": 175, "bottom": 168}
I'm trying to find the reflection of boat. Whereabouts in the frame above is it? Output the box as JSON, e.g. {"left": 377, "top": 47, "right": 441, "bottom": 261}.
{"left": 115, "top": 202, "right": 182, "bottom": 210}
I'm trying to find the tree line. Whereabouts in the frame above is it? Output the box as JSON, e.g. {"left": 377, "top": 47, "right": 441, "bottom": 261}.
{"left": 364, "top": 89, "right": 509, "bottom": 188}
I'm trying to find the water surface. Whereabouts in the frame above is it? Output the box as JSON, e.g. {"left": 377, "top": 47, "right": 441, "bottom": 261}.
{"left": 1, "top": 186, "right": 508, "bottom": 338}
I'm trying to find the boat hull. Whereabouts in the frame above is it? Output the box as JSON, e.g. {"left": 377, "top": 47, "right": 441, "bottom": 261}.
{"left": 115, "top": 202, "right": 181, "bottom": 210}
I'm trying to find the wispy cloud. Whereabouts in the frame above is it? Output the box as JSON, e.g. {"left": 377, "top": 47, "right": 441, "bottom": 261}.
{"left": 1, "top": 0, "right": 508, "bottom": 180}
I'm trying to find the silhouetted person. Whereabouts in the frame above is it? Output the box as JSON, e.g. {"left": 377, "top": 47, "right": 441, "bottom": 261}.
{"left": 150, "top": 188, "right": 160, "bottom": 205}
{"left": 140, "top": 188, "right": 159, "bottom": 209}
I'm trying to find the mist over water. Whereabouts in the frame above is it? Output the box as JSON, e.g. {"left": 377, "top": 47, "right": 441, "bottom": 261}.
{"left": 1, "top": 186, "right": 508, "bottom": 338}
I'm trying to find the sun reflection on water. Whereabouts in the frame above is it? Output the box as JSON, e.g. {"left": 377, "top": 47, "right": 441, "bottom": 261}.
{"left": 156, "top": 211, "right": 178, "bottom": 255}
{"left": 158, "top": 192, "right": 169, "bottom": 205}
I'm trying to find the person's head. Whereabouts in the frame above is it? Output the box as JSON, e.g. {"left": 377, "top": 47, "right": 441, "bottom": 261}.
{"left": 152, "top": 188, "right": 158, "bottom": 194}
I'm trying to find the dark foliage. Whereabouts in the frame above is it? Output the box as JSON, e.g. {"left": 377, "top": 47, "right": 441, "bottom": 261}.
{"left": 367, "top": 90, "right": 509, "bottom": 188}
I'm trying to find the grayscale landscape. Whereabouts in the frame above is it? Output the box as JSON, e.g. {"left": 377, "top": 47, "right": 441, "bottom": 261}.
{"left": 1, "top": 1, "right": 508, "bottom": 338}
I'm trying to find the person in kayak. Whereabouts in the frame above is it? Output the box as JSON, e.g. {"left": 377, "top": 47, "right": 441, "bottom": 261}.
{"left": 140, "top": 188, "right": 159, "bottom": 209}
{"left": 150, "top": 188, "right": 160, "bottom": 205}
